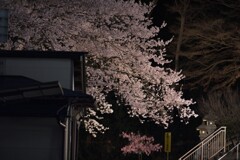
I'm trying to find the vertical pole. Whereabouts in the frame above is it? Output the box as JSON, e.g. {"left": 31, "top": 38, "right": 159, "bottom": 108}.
{"left": 75, "top": 123, "right": 80, "bottom": 160}
{"left": 64, "top": 118, "right": 69, "bottom": 160}
{"left": 72, "top": 117, "right": 76, "bottom": 160}
{"left": 237, "top": 144, "right": 239, "bottom": 160}
{"left": 63, "top": 104, "right": 72, "bottom": 160}
{"left": 68, "top": 105, "right": 73, "bottom": 160}
{"left": 223, "top": 127, "right": 226, "bottom": 153}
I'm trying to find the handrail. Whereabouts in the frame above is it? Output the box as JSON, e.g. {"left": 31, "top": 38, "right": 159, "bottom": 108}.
{"left": 218, "top": 142, "right": 240, "bottom": 160}
{"left": 179, "top": 126, "right": 226, "bottom": 160}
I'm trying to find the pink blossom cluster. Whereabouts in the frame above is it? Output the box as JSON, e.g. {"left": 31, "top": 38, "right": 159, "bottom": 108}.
{"left": 121, "top": 132, "right": 161, "bottom": 156}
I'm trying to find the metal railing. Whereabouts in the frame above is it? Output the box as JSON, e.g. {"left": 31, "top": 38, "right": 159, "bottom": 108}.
{"left": 179, "top": 126, "right": 227, "bottom": 160}
{"left": 218, "top": 142, "right": 240, "bottom": 160}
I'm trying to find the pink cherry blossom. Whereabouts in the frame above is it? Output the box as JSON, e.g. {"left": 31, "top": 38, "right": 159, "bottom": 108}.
{"left": 121, "top": 132, "right": 161, "bottom": 156}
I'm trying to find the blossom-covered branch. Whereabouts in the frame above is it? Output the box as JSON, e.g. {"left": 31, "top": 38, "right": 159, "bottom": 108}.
{"left": 121, "top": 132, "right": 161, "bottom": 156}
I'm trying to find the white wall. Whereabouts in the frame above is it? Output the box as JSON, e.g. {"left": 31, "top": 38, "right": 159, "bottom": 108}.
{"left": 0, "top": 58, "right": 73, "bottom": 89}
{"left": 0, "top": 117, "right": 63, "bottom": 160}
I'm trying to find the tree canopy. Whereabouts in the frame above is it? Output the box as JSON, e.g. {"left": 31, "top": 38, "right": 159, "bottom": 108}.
{"left": 1, "top": 0, "right": 196, "bottom": 136}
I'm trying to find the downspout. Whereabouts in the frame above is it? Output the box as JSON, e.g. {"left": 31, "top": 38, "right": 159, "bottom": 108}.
{"left": 58, "top": 104, "right": 72, "bottom": 160}
{"left": 75, "top": 108, "right": 85, "bottom": 160}
{"left": 67, "top": 104, "right": 72, "bottom": 160}
{"left": 71, "top": 115, "right": 77, "bottom": 160}
{"left": 63, "top": 115, "right": 69, "bottom": 160}
{"left": 59, "top": 122, "right": 68, "bottom": 160}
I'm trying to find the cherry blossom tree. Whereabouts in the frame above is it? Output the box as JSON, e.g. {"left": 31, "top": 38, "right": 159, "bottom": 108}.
{"left": 121, "top": 132, "right": 161, "bottom": 160}
{"left": 1, "top": 0, "right": 196, "bottom": 136}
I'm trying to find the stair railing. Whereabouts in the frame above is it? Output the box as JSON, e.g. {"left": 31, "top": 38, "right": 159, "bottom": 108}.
{"left": 179, "top": 126, "right": 226, "bottom": 160}
{"left": 218, "top": 142, "right": 240, "bottom": 160}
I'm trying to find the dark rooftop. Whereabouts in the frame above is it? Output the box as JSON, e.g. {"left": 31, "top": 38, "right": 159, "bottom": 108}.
{"left": 0, "top": 75, "right": 94, "bottom": 116}
{"left": 0, "top": 50, "right": 88, "bottom": 59}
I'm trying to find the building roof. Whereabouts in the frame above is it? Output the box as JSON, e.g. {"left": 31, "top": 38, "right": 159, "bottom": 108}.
{"left": 0, "top": 50, "right": 88, "bottom": 60}
{"left": 0, "top": 75, "right": 94, "bottom": 116}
